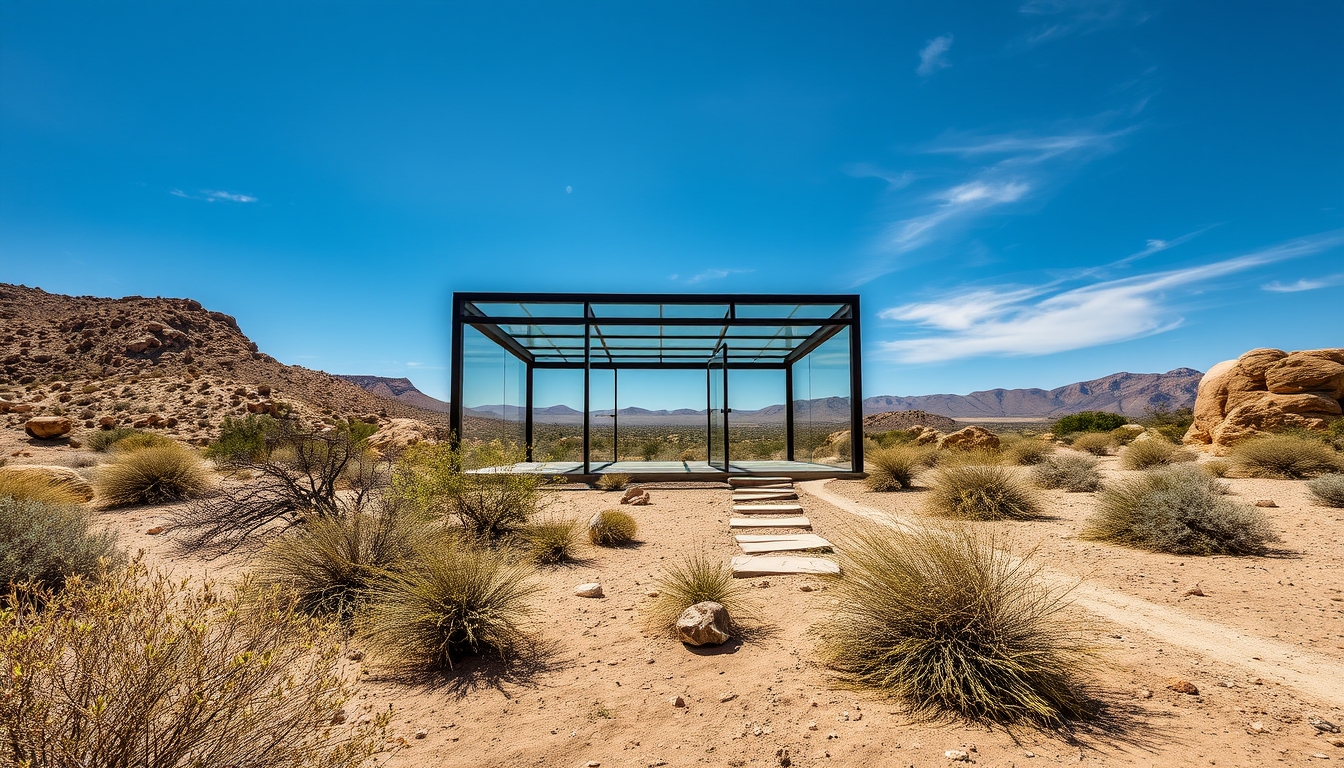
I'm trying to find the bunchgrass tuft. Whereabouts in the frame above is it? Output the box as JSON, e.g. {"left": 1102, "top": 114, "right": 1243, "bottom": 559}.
{"left": 1071, "top": 433, "right": 1117, "bottom": 457}
{"left": 596, "top": 473, "right": 631, "bottom": 491}
{"left": 359, "top": 543, "right": 540, "bottom": 672}
{"left": 1306, "top": 474, "right": 1344, "bottom": 508}
{"left": 1083, "top": 465, "right": 1279, "bottom": 555}
{"left": 1120, "top": 439, "right": 1196, "bottom": 470}
{"left": 818, "top": 524, "right": 1097, "bottom": 727}
{"left": 94, "top": 442, "right": 212, "bottom": 508}
{"left": 0, "top": 468, "right": 88, "bottom": 506}
{"left": 925, "top": 464, "right": 1042, "bottom": 520}
{"left": 0, "top": 496, "right": 125, "bottom": 594}
{"left": 1230, "top": 434, "right": 1344, "bottom": 479}
{"left": 1201, "top": 459, "right": 1232, "bottom": 478}
{"left": 1030, "top": 453, "right": 1103, "bottom": 493}
{"left": 523, "top": 515, "right": 582, "bottom": 564}
{"left": 1004, "top": 439, "right": 1056, "bottom": 466}
{"left": 107, "top": 431, "right": 176, "bottom": 453}
{"left": 587, "top": 509, "right": 638, "bottom": 547}
{"left": 646, "top": 552, "right": 748, "bottom": 634}
{"left": 865, "top": 446, "right": 933, "bottom": 491}
{"left": 86, "top": 427, "right": 144, "bottom": 452}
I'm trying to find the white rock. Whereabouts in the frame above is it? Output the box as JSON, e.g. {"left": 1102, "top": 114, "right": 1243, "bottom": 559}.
{"left": 675, "top": 601, "right": 731, "bottom": 646}
{"left": 945, "top": 750, "right": 970, "bottom": 762}
{"left": 414, "top": 728, "right": 428, "bottom": 739}
{"left": 807, "top": 721, "right": 818, "bottom": 731}
{"left": 575, "top": 583, "right": 604, "bottom": 598}
{"left": 719, "top": 692, "right": 737, "bottom": 702}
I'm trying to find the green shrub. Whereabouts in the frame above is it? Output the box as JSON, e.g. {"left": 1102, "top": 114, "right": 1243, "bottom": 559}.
{"left": 924, "top": 464, "right": 1042, "bottom": 521}
{"left": 646, "top": 552, "right": 749, "bottom": 634}
{"left": 1052, "top": 411, "right": 1128, "bottom": 436}
{"left": 0, "top": 563, "right": 387, "bottom": 767}
{"left": 587, "top": 509, "right": 638, "bottom": 547}
{"left": 1138, "top": 407, "right": 1195, "bottom": 443}
{"left": 203, "top": 414, "right": 278, "bottom": 464}
{"left": 86, "top": 427, "right": 144, "bottom": 452}
{"left": 865, "top": 446, "right": 933, "bottom": 491}
{"left": 1071, "top": 432, "right": 1117, "bottom": 456}
{"left": 107, "top": 431, "right": 176, "bottom": 453}
{"left": 1004, "top": 439, "right": 1055, "bottom": 466}
{"left": 1084, "top": 466, "right": 1278, "bottom": 555}
{"left": 0, "top": 496, "right": 124, "bottom": 593}
{"left": 1108, "top": 426, "right": 1143, "bottom": 446}
{"left": 94, "top": 443, "right": 212, "bottom": 508}
{"left": 392, "top": 443, "right": 541, "bottom": 543}
{"left": 523, "top": 516, "right": 581, "bottom": 564}
{"left": 1327, "top": 418, "right": 1344, "bottom": 451}
{"left": 1120, "top": 439, "right": 1197, "bottom": 470}
{"left": 359, "top": 544, "right": 539, "bottom": 672}
{"left": 1307, "top": 475, "right": 1344, "bottom": 508}
{"left": 818, "top": 524, "right": 1096, "bottom": 727}
{"left": 1030, "top": 453, "right": 1103, "bottom": 493}
{"left": 1230, "top": 434, "right": 1344, "bottom": 479}
{"left": 596, "top": 473, "right": 631, "bottom": 491}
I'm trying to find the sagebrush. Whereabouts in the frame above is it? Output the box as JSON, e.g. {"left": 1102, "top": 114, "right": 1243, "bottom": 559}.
{"left": 0, "top": 468, "right": 88, "bottom": 506}
{"left": 596, "top": 473, "right": 632, "bottom": 491}
{"left": 1307, "top": 474, "right": 1344, "bottom": 508}
{"left": 0, "top": 496, "right": 124, "bottom": 594}
{"left": 523, "top": 515, "right": 581, "bottom": 564}
{"left": 1230, "top": 434, "right": 1343, "bottom": 479}
{"left": 925, "top": 464, "right": 1042, "bottom": 520}
{"left": 392, "top": 442, "right": 540, "bottom": 543}
{"left": 1030, "top": 453, "right": 1103, "bottom": 493}
{"left": 865, "top": 446, "right": 932, "bottom": 491}
{"left": 1004, "top": 439, "right": 1055, "bottom": 466}
{"left": 1070, "top": 432, "right": 1116, "bottom": 457}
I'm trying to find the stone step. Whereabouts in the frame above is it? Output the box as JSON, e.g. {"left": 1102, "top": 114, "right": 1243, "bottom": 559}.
{"left": 732, "top": 490, "right": 798, "bottom": 502}
{"left": 733, "top": 503, "right": 804, "bottom": 515}
{"left": 734, "top": 534, "right": 833, "bottom": 554}
{"left": 730, "top": 555, "right": 840, "bottom": 577}
{"left": 727, "top": 476, "right": 793, "bottom": 488}
{"left": 729, "top": 516, "right": 811, "bottom": 529}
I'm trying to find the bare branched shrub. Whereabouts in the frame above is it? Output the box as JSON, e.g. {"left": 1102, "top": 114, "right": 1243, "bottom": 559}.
{"left": 865, "top": 446, "right": 933, "bottom": 491}
{"left": 925, "top": 464, "right": 1043, "bottom": 520}
{"left": 645, "top": 552, "right": 749, "bottom": 634}
{"left": 1230, "top": 434, "right": 1344, "bottom": 479}
{"left": 95, "top": 443, "right": 212, "bottom": 508}
{"left": 818, "top": 524, "right": 1097, "bottom": 727}
{"left": 392, "top": 442, "right": 541, "bottom": 543}
{"left": 0, "top": 497, "right": 124, "bottom": 594}
{"left": 0, "top": 563, "right": 389, "bottom": 767}
{"left": 1307, "top": 474, "right": 1344, "bottom": 508}
{"left": 1030, "top": 453, "right": 1103, "bottom": 493}
{"left": 1084, "top": 465, "right": 1279, "bottom": 555}
{"left": 1071, "top": 432, "right": 1117, "bottom": 457}
{"left": 1120, "top": 439, "right": 1196, "bottom": 470}
{"left": 588, "top": 509, "right": 638, "bottom": 547}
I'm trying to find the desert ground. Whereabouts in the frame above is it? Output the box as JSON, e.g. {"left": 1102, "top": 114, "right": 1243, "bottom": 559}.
{"left": 5, "top": 425, "right": 1343, "bottom": 768}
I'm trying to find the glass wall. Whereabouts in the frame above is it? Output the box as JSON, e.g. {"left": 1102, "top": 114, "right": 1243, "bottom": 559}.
{"left": 531, "top": 368, "right": 583, "bottom": 463}
{"left": 612, "top": 369, "right": 706, "bottom": 462}
{"left": 587, "top": 368, "right": 616, "bottom": 465}
{"left": 728, "top": 368, "right": 787, "bottom": 461}
{"left": 790, "top": 328, "right": 852, "bottom": 469}
{"left": 460, "top": 325, "right": 527, "bottom": 449}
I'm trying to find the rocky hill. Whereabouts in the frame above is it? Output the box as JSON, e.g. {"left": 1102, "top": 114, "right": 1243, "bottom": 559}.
{"left": 0, "top": 284, "right": 448, "bottom": 445}
{"left": 863, "top": 368, "right": 1203, "bottom": 418}
{"left": 339, "top": 375, "right": 449, "bottom": 412}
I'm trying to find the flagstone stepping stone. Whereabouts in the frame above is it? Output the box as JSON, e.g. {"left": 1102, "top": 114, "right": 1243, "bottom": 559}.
{"left": 729, "top": 516, "right": 811, "bottom": 529}
{"left": 732, "top": 490, "right": 798, "bottom": 501}
{"left": 733, "top": 503, "right": 804, "bottom": 514}
{"left": 730, "top": 555, "right": 840, "bottom": 577}
{"left": 734, "top": 534, "right": 833, "bottom": 553}
{"left": 728, "top": 477, "right": 793, "bottom": 487}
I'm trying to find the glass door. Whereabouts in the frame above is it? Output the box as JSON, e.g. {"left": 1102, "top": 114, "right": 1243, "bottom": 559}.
{"left": 707, "top": 345, "right": 728, "bottom": 470}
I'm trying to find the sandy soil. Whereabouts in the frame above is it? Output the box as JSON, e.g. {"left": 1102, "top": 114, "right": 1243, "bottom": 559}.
{"left": 10, "top": 437, "right": 1344, "bottom": 767}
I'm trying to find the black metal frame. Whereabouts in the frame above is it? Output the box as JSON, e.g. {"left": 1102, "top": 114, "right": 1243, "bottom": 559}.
{"left": 450, "top": 292, "right": 863, "bottom": 474}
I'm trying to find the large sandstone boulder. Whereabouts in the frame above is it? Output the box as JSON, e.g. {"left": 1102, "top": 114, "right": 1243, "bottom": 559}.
{"left": 365, "top": 418, "right": 436, "bottom": 453}
{"left": 0, "top": 465, "right": 95, "bottom": 502}
{"left": 1184, "top": 347, "right": 1344, "bottom": 454}
{"left": 937, "top": 425, "right": 1000, "bottom": 451}
{"left": 25, "top": 416, "right": 73, "bottom": 439}
{"left": 676, "top": 601, "right": 731, "bottom": 646}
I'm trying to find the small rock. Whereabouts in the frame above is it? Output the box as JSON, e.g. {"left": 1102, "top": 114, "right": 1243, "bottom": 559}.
{"left": 827, "top": 732, "right": 837, "bottom": 740}
{"left": 347, "top": 649, "right": 365, "bottom": 661}
{"left": 777, "top": 747, "right": 792, "bottom": 767}
{"left": 676, "top": 601, "right": 731, "bottom": 646}
{"left": 670, "top": 695, "right": 685, "bottom": 708}
{"left": 1250, "top": 721, "right": 1266, "bottom": 733}
{"left": 1311, "top": 754, "right": 1329, "bottom": 760}
{"left": 646, "top": 657, "right": 655, "bottom": 664}
{"left": 98, "top": 415, "right": 117, "bottom": 427}
{"left": 837, "top": 711, "right": 849, "bottom": 722}
{"left": 851, "top": 711, "right": 862, "bottom": 721}
{"left": 807, "top": 721, "right": 818, "bottom": 731}
{"left": 1311, "top": 718, "right": 1342, "bottom": 734}
{"left": 1140, "top": 689, "right": 1153, "bottom": 699}
{"left": 414, "top": 729, "right": 427, "bottom": 739}
{"left": 945, "top": 749, "right": 970, "bottom": 762}
{"left": 1025, "top": 751, "right": 1036, "bottom": 758}
{"left": 1253, "top": 498, "right": 1278, "bottom": 507}
{"left": 798, "top": 583, "right": 815, "bottom": 592}
{"left": 1183, "top": 583, "right": 1206, "bottom": 597}
{"left": 1332, "top": 739, "right": 1344, "bottom": 748}
{"left": 586, "top": 762, "right": 601, "bottom": 767}
{"left": 756, "top": 580, "right": 771, "bottom": 588}
{"left": 575, "top": 583, "right": 604, "bottom": 598}
{"left": 719, "top": 692, "right": 736, "bottom": 702}
{"left": 645, "top": 590, "right": 659, "bottom": 597}
{"left": 330, "top": 709, "right": 347, "bottom": 725}
{"left": 146, "top": 526, "right": 165, "bottom": 535}
{"left": 24, "top": 416, "right": 73, "bottom": 439}
{"left": 1166, "top": 679, "right": 1199, "bottom": 695}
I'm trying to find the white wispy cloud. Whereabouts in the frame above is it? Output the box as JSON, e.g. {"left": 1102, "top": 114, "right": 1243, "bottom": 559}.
{"left": 1262, "top": 275, "right": 1344, "bottom": 293}
{"left": 916, "top": 35, "right": 954, "bottom": 77}
{"left": 171, "top": 188, "right": 258, "bottom": 203}
{"left": 670, "top": 268, "right": 755, "bottom": 285}
{"left": 877, "top": 231, "right": 1344, "bottom": 363}
{"left": 1017, "top": 0, "right": 1139, "bottom": 47}
{"left": 845, "top": 163, "right": 916, "bottom": 190}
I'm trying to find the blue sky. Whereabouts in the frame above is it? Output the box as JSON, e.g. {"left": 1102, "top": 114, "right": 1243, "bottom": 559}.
{"left": 2, "top": 2, "right": 1341, "bottom": 406}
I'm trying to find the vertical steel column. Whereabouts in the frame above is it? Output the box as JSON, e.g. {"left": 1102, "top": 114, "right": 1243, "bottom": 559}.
{"left": 784, "top": 363, "right": 794, "bottom": 462}
{"left": 705, "top": 362, "right": 712, "bottom": 467}
{"left": 722, "top": 344, "right": 730, "bottom": 470}
{"left": 612, "top": 368, "right": 619, "bottom": 463}
{"left": 583, "top": 317, "right": 591, "bottom": 474}
{"left": 848, "top": 299, "right": 864, "bottom": 473}
{"left": 449, "top": 294, "right": 465, "bottom": 447}
{"left": 524, "top": 363, "right": 534, "bottom": 462}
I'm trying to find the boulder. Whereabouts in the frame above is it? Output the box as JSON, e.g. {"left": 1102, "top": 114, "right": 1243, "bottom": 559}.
{"left": 937, "top": 425, "right": 1000, "bottom": 451}
{"left": 675, "top": 601, "right": 731, "bottom": 646}
{"left": 25, "top": 416, "right": 73, "bottom": 439}
{"left": 1264, "top": 352, "right": 1344, "bottom": 399}
{"left": 0, "top": 465, "right": 94, "bottom": 502}
{"left": 366, "top": 418, "right": 436, "bottom": 453}
{"left": 908, "top": 426, "right": 943, "bottom": 446}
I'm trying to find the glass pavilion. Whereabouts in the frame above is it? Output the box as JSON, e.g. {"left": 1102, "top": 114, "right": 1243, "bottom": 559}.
{"left": 450, "top": 292, "right": 864, "bottom": 479}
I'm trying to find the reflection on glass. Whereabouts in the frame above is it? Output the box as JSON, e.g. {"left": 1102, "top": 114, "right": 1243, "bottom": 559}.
{"left": 791, "top": 328, "right": 852, "bottom": 470}
{"left": 531, "top": 369, "right": 584, "bottom": 463}
{"left": 461, "top": 325, "right": 526, "bottom": 450}
{"left": 588, "top": 369, "right": 615, "bottom": 465}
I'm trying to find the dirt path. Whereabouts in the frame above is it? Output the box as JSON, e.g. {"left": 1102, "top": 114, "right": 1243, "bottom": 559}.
{"left": 799, "top": 478, "right": 1344, "bottom": 710}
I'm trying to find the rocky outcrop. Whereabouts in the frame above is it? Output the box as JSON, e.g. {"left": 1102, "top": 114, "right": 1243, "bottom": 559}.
{"left": 937, "top": 425, "right": 1001, "bottom": 451}
{"left": 1184, "top": 348, "right": 1344, "bottom": 453}
{"left": 862, "top": 410, "right": 958, "bottom": 433}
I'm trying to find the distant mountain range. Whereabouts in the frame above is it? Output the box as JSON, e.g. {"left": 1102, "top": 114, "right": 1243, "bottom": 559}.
{"left": 343, "top": 368, "right": 1203, "bottom": 422}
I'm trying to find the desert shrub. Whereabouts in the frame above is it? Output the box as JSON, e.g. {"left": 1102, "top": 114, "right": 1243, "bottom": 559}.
{"left": 646, "top": 552, "right": 749, "bottom": 634}
{"left": 253, "top": 504, "right": 439, "bottom": 620}
{"left": 107, "top": 431, "right": 176, "bottom": 453}
{"left": 1108, "top": 426, "right": 1143, "bottom": 446}
{"left": 588, "top": 509, "right": 638, "bottom": 547}
{"left": 86, "top": 427, "right": 144, "bottom": 452}
{"left": 1004, "top": 439, "right": 1055, "bottom": 466}
{"left": 1201, "top": 460, "right": 1232, "bottom": 478}
{"left": 871, "top": 429, "right": 918, "bottom": 448}
{"left": 1307, "top": 475, "right": 1344, "bottom": 508}
{"left": 596, "top": 473, "right": 631, "bottom": 491}
{"left": 359, "top": 543, "right": 539, "bottom": 672}
{"left": 1230, "top": 434, "right": 1344, "bottom": 479}
{"left": 1084, "top": 465, "right": 1278, "bottom": 555}
{"left": 523, "top": 516, "right": 581, "bottom": 564}
{"left": 1138, "top": 406, "right": 1195, "bottom": 443}
{"left": 0, "top": 469, "right": 87, "bottom": 506}
{"left": 1120, "top": 439, "right": 1197, "bottom": 470}
{"left": 1030, "top": 453, "right": 1103, "bottom": 493}
{"left": 0, "top": 497, "right": 124, "bottom": 593}
{"left": 1327, "top": 417, "right": 1344, "bottom": 450}
{"left": 818, "top": 524, "right": 1096, "bottom": 727}
{"left": 389, "top": 442, "right": 541, "bottom": 544}
{"left": 203, "top": 413, "right": 278, "bottom": 463}
{"left": 94, "top": 442, "right": 212, "bottom": 508}
{"left": 1071, "top": 432, "right": 1117, "bottom": 456}
{"left": 865, "top": 446, "right": 932, "bottom": 491}
{"left": 925, "top": 464, "right": 1042, "bottom": 520}
{"left": 1052, "top": 411, "right": 1128, "bottom": 435}
{"left": 0, "top": 563, "right": 388, "bottom": 767}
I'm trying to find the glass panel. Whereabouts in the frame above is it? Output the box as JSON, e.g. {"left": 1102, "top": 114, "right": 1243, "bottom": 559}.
{"left": 733, "top": 303, "right": 847, "bottom": 319}
{"left": 728, "top": 368, "right": 787, "bottom": 461}
{"left": 460, "top": 325, "right": 527, "bottom": 453}
{"left": 531, "top": 368, "right": 584, "bottom": 463}
{"left": 708, "top": 345, "right": 728, "bottom": 470}
{"left": 612, "top": 369, "right": 707, "bottom": 463}
{"left": 791, "top": 328, "right": 852, "bottom": 469}
{"left": 588, "top": 368, "right": 616, "bottom": 465}
{"left": 469, "top": 302, "right": 586, "bottom": 318}
{"left": 589, "top": 303, "right": 729, "bottom": 319}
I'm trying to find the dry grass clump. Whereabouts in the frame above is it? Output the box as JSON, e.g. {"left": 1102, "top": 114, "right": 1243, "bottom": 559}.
{"left": 865, "top": 446, "right": 933, "bottom": 491}
{"left": 94, "top": 442, "right": 212, "bottom": 508}
{"left": 85, "top": 427, "right": 144, "bottom": 452}
{"left": 393, "top": 443, "right": 540, "bottom": 543}
{"left": 1030, "top": 453, "right": 1103, "bottom": 493}
{"left": 523, "top": 515, "right": 581, "bottom": 564}
{"left": 1120, "top": 439, "right": 1197, "bottom": 470}
{"left": 0, "top": 469, "right": 87, "bottom": 506}
{"left": 646, "top": 552, "right": 749, "bottom": 634}
{"left": 1230, "top": 434, "right": 1344, "bottom": 479}
{"left": 1201, "top": 459, "right": 1232, "bottom": 478}
{"left": 1071, "top": 432, "right": 1117, "bottom": 456}
{"left": 1004, "top": 439, "right": 1056, "bottom": 466}
{"left": 596, "top": 473, "right": 632, "bottom": 491}
{"left": 359, "top": 544, "right": 539, "bottom": 672}
{"left": 936, "top": 448, "right": 1002, "bottom": 467}
{"left": 0, "top": 563, "right": 387, "bottom": 767}
{"left": 0, "top": 496, "right": 124, "bottom": 594}
{"left": 1307, "top": 475, "right": 1344, "bottom": 508}
{"left": 818, "top": 524, "right": 1097, "bottom": 727}
{"left": 1084, "top": 466, "right": 1278, "bottom": 555}
{"left": 588, "top": 509, "right": 638, "bottom": 547}
{"left": 925, "top": 464, "right": 1042, "bottom": 521}
{"left": 107, "top": 431, "right": 176, "bottom": 453}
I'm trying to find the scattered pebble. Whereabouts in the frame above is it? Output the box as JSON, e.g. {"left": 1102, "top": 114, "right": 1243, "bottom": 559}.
{"left": 1166, "top": 679, "right": 1199, "bottom": 695}
{"left": 346, "top": 649, "right": 365, "bottom": 661}
{"left": 670, "top": 696, "right": 685, "bottom": 708}
{"left": 1253, "top": 498, "right": 1278, "bottom": 507}
{"left": 807, "top": 721, "right": 818, "bottom": 731}
{"left": 798, "top": 583, "right": 815, "bottom": 592}
{"left": 646, "top": 590, "right": 659, "bottom": 598}
{"left": 945, "top": 749, "right": 970, "bottom": 762}
{"left": 146, "top": 526, "right": 164, "bottom": 535}
{"left": 575, "top": 583, "right": 604, "bottom": 598}
{"left": 1250, "top": 721, "right": 1266, "bottom": 734}
{"left": 1025, "top": 751, "right": 1036, "bottom": 758}
{"left": 719, "top": 692, "right": 737, "bottom": 703}
{"left": 413, "top": 729, "right": 427, "bottom": 739}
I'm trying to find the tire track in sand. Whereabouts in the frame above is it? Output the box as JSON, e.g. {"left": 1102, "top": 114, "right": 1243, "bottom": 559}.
{"left": 799, "top": 479, "right": 1344, "bottom": 710}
